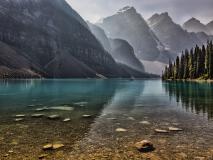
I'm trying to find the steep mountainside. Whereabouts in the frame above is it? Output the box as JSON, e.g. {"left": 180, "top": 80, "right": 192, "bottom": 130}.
{"left": 183, "top": 18, "right": 211, "bottom": 35}
{"left": 96, "top": 6, "right": 171, "bottom": 63}
{"left": 109, "top": 39, "right": 144, "bottom": 72}
{"left": 87, "top": 22, "right": 111, "bottom": 53}
{"left": 88, "top": 22, "right": 144, "bottom": 72}
{"left": 148, "top": 13, "right": 210, "bottom": 54}
{"left": 0, "top": 0, "right": 151, "bottom": 78}
{"left": 207, "top": 21, "right": 213, "bottom": 35}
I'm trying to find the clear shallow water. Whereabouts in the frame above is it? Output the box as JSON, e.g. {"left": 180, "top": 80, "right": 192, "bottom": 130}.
{"left": 0, "top": 79, "right": 212, "bottom": 160}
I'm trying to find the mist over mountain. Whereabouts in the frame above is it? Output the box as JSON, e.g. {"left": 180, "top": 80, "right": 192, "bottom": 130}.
{"left": 0, "top": 0, "right": 153, "bottom": 78}
{"left": 96, "top": 6, "right": 171, "bottom": 64}
{"left": 183, "top": 18, "right": 211, "bottom": 35}
{"left": 207, "top": 21, "right": 213, "bottom": 35}
{"left": 88, "top": 22, "right": 144, "bottom": 72}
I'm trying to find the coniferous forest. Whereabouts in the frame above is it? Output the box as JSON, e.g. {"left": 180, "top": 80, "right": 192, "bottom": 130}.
{"left": 162, "top": 41, "right": 213, "bottom": 80}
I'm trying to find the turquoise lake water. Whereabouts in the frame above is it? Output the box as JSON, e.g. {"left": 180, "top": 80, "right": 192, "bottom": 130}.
{"left": 0, "top": 79, "right": 212, "bottom": 159}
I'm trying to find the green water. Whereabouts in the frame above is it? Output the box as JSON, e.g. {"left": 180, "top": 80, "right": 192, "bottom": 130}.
{"left": 0, "top": 79, "right": 212, "bottom": 159}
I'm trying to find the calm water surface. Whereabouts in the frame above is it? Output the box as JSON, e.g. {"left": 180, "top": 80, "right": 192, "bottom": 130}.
{"left": 0, "top": 79, "right": 212, "bottom": 160}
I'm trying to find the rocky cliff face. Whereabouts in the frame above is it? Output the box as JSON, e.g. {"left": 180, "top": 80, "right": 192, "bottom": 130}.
{"left": 96, "top": 6, "right": 171, "bottom": 63}
{"left": 148, "top": 13, "right": 211, "bottom": 55}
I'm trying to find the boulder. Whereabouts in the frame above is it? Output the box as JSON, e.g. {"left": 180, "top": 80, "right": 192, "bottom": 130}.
{"left": 135, "top": 140, "right": 155, "bottom": 152}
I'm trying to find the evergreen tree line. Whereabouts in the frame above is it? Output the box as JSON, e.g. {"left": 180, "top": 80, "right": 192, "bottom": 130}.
{"left": 162, "top": 41, "right": 213, "bottom": 80}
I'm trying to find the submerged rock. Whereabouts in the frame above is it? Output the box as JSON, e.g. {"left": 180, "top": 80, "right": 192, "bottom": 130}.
{"left": 82, "top": 115, "right": 92, "bottom": 118}
{"left": 14, "top": 118, "right": 24, "bottom": 122}
{"left": 115, "top": 128, "right": 127, "bottom": 132}
{"left": 47, "top": 115, "right": 60, "bottom": 120}
{"left": 127, "top": 117, "right": 135, "bottom": 120}
{"left": 43, "top": 144, "right": 53, "bottom": 150}
{"left": 49, "top": 106, "right": 74, "bottom": 111}
{"left": 168, "top": 127, "right": 183, "bottom": 131}
{"left": 63, "top": 118, "right": 71, "bottom": 122}
{"left": 35, "top": 107, "right": 48, "bottom": 111}
{"left": 31, "top": 114, "right": 44, "bottom": 118}
{"left": 155, "top": 129, "right": 169, "bottom": 133}
{"left": 139, "top": 121, "right": 151, "bottom": 125}
{"left": 135, "top": 140, "right": 155, "bottom": 152}
{"left": 52, "top": 143, "right": 64, "bottom": 149}
{"left": 43, "top": 143, "right": 64, "bottom": 150}
{"left": 39, "top": 154, "right": 48, "bottom": 159}
{"left": 14, "top": 115, "right": 25, "bottom": 118}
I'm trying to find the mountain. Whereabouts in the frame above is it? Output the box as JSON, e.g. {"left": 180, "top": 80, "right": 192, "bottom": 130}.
{"left": 96, "top": 6, "right": 171, "bottom": 63}
{"left": 148, "top": 13, "right": 210, "bottom": 55}
{"left": 109, "top": 39, "right": 144, "bottom": 72}
{"left": 87, "top": 22, "right": 111, "bottom": 53}
{"left": 183, "top": 18, "right": 211, "bottom": 35}
{"left": 207, "top": 21, "right": 213, "bottom": 35}
{"left": 0, "top": 0, "right": 153, "bottom": 78}
{"left": 88, "top": 22, "right": 145, "bottom": 72}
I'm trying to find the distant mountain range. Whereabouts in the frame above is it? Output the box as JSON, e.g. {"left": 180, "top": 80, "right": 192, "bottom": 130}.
{"left": 95, "top": 7, "right": 212, "bottom": 74}
{"left": 183, "top": 18, "right": 213, "bottom": 35}
{"left": 0, "top": 0, "right": 154, "bottom": 78}
{"left": 0, "top": 1, "right": 212, "bottom": 77}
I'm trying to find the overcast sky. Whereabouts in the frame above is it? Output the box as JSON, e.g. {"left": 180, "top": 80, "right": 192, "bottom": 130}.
{"left": 67, "top": 0, "right": 213, "bottom": 25}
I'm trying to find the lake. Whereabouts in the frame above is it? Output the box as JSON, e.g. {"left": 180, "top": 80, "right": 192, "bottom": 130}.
{"left": 0, "top": 79, "right": 212, "bottom": 160}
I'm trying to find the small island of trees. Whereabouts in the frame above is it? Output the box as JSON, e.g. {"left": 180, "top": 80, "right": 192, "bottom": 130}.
{"left": 162, "top": 41, "right": 213, "bottom": 80}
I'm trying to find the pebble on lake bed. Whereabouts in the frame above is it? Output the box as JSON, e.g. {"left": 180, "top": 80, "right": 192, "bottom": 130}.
{"left": 14, "top": 118, "right": 24, "bottom": 122}
{"left": 47, "top": 115, "right": 60, "bottom": 120}
{"left": 43, "top": 143, "right": 64, "bottom": 150}
{"left": 14, "top": 115, "right": 25, "bottom": 118}
{"left": 49, "top": 106, "right": 74, "bottom": 111}
{"left": 43, "top": 144, "right": 53, "bottom": 150}
{"left": 52, "top": 143, "right": 64, "bottom": 149}
{"left": 168, "top": 127, "right": 183, "bottom": 131}
{"left": 115, "top": 128, "right": 127, "bottom": 132}
{"left": 155, "top": 129, "right": 169, "bottom": 133}
{"left": 63, "top": 118, "right": 71, "bottom": 122}
{"left": 139, "top": 121, "right": 151, "bottom": 125}
{"left": 127, "top": 117, "right": 135, "bottom": 120}
{"left": 82, "top": 115, "right": 92, "bottom": 118}
{"left": 31, "top": 114, "right": 44, "bottom": 118}
{"left": 39, "top": 154, "right": 48, "bottom": 159}
{"left": 135, "top": 140, "right": 155, "bottom": 152}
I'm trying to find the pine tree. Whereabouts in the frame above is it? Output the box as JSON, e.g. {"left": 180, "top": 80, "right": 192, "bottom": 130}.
{"left": 209, "top": 41, "right": 213, "bottom": 79}
{"left": 189, "top": 48, "right": 194, "bottom": 79}
{"left": 184, "top": 49, "right": 189, "bottom": 79}
{"left": 175, "top": 56, "right": 180, "bottom": 79}
{"left": 179, "top": 53, "right": 185, "bottom": 79}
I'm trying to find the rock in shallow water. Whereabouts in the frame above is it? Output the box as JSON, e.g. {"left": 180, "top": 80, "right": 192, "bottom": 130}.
{"left": 63, "top": 118, "right": 71, "bottom": 122}
{"left": 115, "top": 128, "right": 127, "bottom": 132}
{"left": 135, "top": 140, "right": 155, "bottom": 152}
{"left": 47, "top": 115, "right": 60, "bottom": 120}
{"left": 155, "top": 129, "right": 169, "bottom": 133}
{"left": 168, "top": 127, "right": 183, "bottom": 131}
{"left": 43, "top": 144, "right": 53, "bottom": 150}
{"left": 14, "top": 114, "right": 25, "bottom": 118}
{"left": 39, "top": 154, "right": 48, "bottom": 159}
{"left": 31, "top": 114, "right": 44, "bottom": 118}
{"left": 14, "top": 118, "right": 24, "bottom": 122}
{"left": 82, "top": 115, "right": 92, "bottom": 118}
{"left": 139, "top": 121, "right": 151, "bottom": 125}
{"left": 43, "top": 143, "right": 64, "bottom": 150}
{"left": 52, "top": 143, "right": 64, "bottom": 149}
